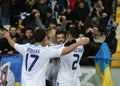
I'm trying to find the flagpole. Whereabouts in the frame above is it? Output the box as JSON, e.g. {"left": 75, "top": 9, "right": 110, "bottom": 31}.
{"left": 87, "top": 56, "right": 120, "bottom": 60}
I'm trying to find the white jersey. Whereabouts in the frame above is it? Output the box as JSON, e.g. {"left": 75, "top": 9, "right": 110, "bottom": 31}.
{"left": 57, "top": 45, "right": 84, "bottom": 84}
{"left": 14, "top": 43, "right": 63, "bottom": 86}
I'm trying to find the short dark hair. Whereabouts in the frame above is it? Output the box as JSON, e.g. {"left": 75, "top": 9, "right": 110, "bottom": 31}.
{"left": 33, "top": 29, "right": 46, "bottom": 42}
{"left": 46, "top": 7, "right": 52, "bottom": 14}
{"left": 56, "top": 29, "right": 66, "bottom": 38}
{"left": 67, "top": 27, "right": 79, "bottom": 38}
{"left": 0, "top": 25, "right": 6, "bottom": 31}
{"left": 93, "top": 25, "right": 104, "bottom": 35}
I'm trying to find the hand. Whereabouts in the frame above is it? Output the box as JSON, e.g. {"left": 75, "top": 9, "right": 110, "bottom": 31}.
{"left": 7, "top": 51, "right": 14, "bottom": 55}
{"left": 35, "top": 12, "right": 40, "bottom": 19}
{"left": 78, "top": 37, "right": 90, "bottom": 45}
{"left": 32, "top": 9, "right": 40, "bottom": 19}
{"left": 3, "top": 31, "right": 11, "bottom": 39}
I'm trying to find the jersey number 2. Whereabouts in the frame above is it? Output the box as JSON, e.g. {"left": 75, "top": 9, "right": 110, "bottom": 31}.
{"left": 72, "top": 54, "right": 79, "bottom": 70}
{"left": 25, "top": 53, "right": 39, "bottom": 71}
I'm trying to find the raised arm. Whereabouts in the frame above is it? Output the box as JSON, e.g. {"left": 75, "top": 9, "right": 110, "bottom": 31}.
{"left": 62, "top": 37, "right": 89, "bottom": 55}
{"left": 3, "top": 31, "right": 15, "bottom": 48}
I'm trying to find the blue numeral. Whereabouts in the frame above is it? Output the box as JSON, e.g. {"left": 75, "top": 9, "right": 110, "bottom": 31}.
{"left": 25, "top": 53, "right": 39, "bottom": 71}
{"left": 72, "top": 54, "right": 79, "bottom": 70}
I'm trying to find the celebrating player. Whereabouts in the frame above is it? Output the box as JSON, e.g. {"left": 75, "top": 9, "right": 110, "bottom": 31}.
{"left": 3, "top": 29, "right": 89, "bottom": 86}
{"left": 57, "top": 27, "right": 85, "bottom": 86}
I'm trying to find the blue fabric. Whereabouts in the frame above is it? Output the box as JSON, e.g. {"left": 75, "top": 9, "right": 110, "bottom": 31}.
{"left": 1, "top": 54, "right": 23, "bottom": 82}
{"left": 94, "top": 42, "right": 111, "bottom": 74}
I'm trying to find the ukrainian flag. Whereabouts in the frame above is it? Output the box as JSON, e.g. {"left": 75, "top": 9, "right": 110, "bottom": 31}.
{"left": 94, "top": 43, "right": 113, "bottom": 86}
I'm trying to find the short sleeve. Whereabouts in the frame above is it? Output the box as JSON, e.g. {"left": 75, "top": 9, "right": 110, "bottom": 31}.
{"left": 14, "top": 43, "right": 26, "bottom": 54}
{"left": 48, "top": 45, "right": 64, "bottom": 58}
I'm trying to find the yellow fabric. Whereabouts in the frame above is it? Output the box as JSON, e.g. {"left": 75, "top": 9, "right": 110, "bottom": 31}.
{"left": 14, "top": 82, "right": 21, "bottom": 86}
{"left": 18, "top": 20, "right": 24, "bottom": 29}
{"left": 116, "top": 1, "right": 120, "bottom": 24}
{"left": 111, "top": 40, "right": 120, "bottom": 67}
{"left": 96, "top": 64, "right": 113, "bottom": 86}
{"left": 118, "top": 0, "right": 120, "bottom": 4}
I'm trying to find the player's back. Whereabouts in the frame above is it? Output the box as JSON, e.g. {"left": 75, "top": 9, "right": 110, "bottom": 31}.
{"left": 57, "top": 45, "right": 84, "bottom": 84}
{"left": 14, "top": 43, "right": 63, "bottom": 86}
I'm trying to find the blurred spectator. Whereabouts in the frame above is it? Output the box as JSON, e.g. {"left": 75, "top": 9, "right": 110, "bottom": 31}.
{"left": 84, "top": 7, "right": 100, "bottom": 30}
{"left": 84, "top": 23, "right": 117, "bottom": 56}
{"left": 10, "top": 0, "right": 21, "bottom": 26}
{"left": 47, "top": 0, "right": 60, "bottom": 18}
{"left": 76, "top": 20, "right": 85, "bottom": 36}
{"left": 69, "top": 0, "right": 77, "bottom": 11}
{"left": 9, "top": 26, "right": 20, "bottom": 42}
{"left": 17, "top": 28, "right": 34, "bottom": 44}
{"left": 74, "top": 0, "right": 89, "bottom": 10}
{"left": 6, "top": 26, "right": 21, "bottom": 55}
{"left": 22, "top": 9, "right": 45, "bottom": 30}
{"left": 83, "top": 26, "right": 105, "bottom": 57}
{"left": 0, "top": 26, "right": 13, "bottom": 54}
{"left": 33, "top": 0, "right": 49, "bottom": 19}
{"left": 43, "top": 7, "right": 57, "bottom": 28}
{"left": 21, "top": 0, "right": 36, "bottom": 13}
{"left": 57, "top": 0, "right": 68, "bottom": 14}
{"left": 105, "top": 21, "right": 118, "bottom": 54}
{"left": 84, "top": 0, "right": 91, "bottom": 8}
{"left": 66, "top": 22, "right": 76, "bottom": 31}
{"left": 60, "top": 15, "right": 67, "bottom": 31}
{"left": 73, "top": 1, "right": 90, "bottom": 22}
{"left": 34, "top": 9, "right": 46, "bottom": 29}
{"left": 16, "top": 27, "right": 24, "bottom": 38}
{"left": 1, "top": 0, "right": 11, "bottom": 25}
{"left": 62, "top": 6, "right": 74, "bottom": 22}
{"left": 48, "top": 22, "right": 58, "bottom": 29}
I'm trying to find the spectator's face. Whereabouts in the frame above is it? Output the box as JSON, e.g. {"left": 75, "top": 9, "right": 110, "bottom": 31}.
{"left": 46, "top": 13, "right": 52, "bottom": 18}
{"left": 97, "top": 0, "right": 102, "bottom": 7}
{"left": 56, "top": 34, "right": 66, "bottom": 44}
{"left": 79, "top": 2, "right": 84, "bottom": 9}
{"left": 9, "top": 27, "right": 17, "bottom": 36}
{"left": 78, "top": 21, "right": 83, "bottom": 27}
{"left": 61, "top": 16, "right": 67, "bottom": 22}
{"left": 25, "top": 30, "right": 33, "bottom": 39}
{"left": 66, "top": 8, "right": 71, "bottom": 13}
{"left": 28, "top": 0, "right": 35, "bottom": 2}
{"left": 79, "top": 34, "right": 84, "bottom": 38}
{"left": 93, "top": 27, "right": 99, "bottom": 35}
{"left": 16, "top": 28, "right": 23, "bottom": 37}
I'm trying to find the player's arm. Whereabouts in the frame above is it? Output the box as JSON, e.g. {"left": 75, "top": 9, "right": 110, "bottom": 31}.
{"left": 3, "top": 31, "right": 15, "bottom": 48}
{"left": 62, "top": 37, "right": 89, "bottom": 55}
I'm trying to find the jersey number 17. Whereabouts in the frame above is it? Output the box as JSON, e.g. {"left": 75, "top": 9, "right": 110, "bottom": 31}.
{"left": 25, "top": 53, "right": 39, "bottom": 71}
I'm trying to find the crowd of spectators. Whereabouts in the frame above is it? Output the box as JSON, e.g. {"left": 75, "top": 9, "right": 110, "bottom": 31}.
{"left": 0, "top": 0, "right": 119, "bottom": 65}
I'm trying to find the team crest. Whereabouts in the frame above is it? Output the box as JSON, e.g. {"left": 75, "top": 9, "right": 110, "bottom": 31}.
{"left": 0, "top": 62, "right": 15, "bottom": 86}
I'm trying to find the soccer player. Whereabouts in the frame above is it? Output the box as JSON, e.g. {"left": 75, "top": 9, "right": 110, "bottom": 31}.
{"left": 57, "top": 27, "right": 84, "bottom": 86}
{"left": 56, "top": 29, "right": 67, "bottom": 44}
{"left": 3, "top": 29, "right": 89, "bottom": 86}
{"left": 47, "top": 29, "right": 67, "bottom": 86}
